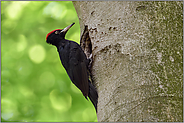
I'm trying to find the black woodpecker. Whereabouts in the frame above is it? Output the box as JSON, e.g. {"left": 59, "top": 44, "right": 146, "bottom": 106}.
{"left": 46, "top": 23, "right": 98, "bottom": 112}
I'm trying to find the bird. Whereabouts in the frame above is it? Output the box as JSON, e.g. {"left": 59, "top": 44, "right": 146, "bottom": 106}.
{"left": 46, "top": 23, "right": 98, "bottom": 112}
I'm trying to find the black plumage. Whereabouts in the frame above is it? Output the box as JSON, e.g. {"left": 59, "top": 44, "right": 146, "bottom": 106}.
{"left": 46, "top": 23, "right": 98, "bottom": 111}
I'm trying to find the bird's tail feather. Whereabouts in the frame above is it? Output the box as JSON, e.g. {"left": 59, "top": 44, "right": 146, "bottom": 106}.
{"left": 88, "top": 81, "right": 98, "bottom": 112}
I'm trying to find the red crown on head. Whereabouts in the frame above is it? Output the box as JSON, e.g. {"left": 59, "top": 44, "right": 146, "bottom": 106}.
{"left": 46, "top": 29, "right": 61, "bottom": 40}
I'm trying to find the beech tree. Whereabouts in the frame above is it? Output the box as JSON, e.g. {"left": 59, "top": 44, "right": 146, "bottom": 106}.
{"left": 73, "top": 1, "right": 183, "bottom": 122}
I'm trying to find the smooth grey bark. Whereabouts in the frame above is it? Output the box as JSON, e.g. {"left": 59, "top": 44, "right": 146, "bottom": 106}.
{"left": 73, "top": 1, "right": 183, "bottom": 122}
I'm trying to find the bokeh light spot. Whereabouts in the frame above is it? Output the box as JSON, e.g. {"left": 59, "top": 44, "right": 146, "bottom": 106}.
{"left": 29, "top": 45, "right": 46, "bottom": 64}
{"left": 1, "top": 112, "right": 13, "bottom": 121}
{"left": 1, "top": 98, "right": 18, "bottom": 121}
{"left": 19, "top": 86, "right": 34, "bottom": 98}
{"left": 2, "top": 19, "right": 17, "bottom": 34}
{"left": 6, "top": 1, "right": 30, "bottom": 20}
{"left": 82, "top": 107, "right": 97, "bottom": 121}
{"left": 71, "top": 111, "right": 83, "bottom": 122}
{"left": 43, "top": 2, "right": 67, "bottom": 19}
{"left": 49, "top": 90, "right": 72, "bottom": 111}
{"left": 39, "top": 71, "right": 55, "bottom": 89}
{"left": 17, "top": 34, "right": 27, "bottom": 52}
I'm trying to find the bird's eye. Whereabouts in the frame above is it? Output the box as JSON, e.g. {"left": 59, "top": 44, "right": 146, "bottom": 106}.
{"left": 55, "top": 31, "right": 59, "bottom": 34}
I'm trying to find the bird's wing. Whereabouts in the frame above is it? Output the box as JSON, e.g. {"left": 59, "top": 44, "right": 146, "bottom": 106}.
{"left": 68, "top": 42, "right": 89, "bottom": 97}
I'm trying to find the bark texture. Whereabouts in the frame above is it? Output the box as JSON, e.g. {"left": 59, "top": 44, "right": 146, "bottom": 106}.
{"left": 73, "top": 1, "right": 183, "bottom": 122}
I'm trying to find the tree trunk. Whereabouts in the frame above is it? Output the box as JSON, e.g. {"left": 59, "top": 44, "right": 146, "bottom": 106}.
{"left": 73, "top": 1, "right": 183, "bottom": 122}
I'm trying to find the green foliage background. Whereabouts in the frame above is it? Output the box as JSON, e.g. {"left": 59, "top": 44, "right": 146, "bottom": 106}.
{"left": 1, "top": 1, "right": 97, "bottom": 122}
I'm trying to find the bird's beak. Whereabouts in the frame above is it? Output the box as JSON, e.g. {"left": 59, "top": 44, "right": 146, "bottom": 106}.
{"left": 60, "top": 23, "right": 75, "bottom": 34}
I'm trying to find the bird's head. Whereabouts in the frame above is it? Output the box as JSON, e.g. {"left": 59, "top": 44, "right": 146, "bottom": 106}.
{"left": 46, "top": 23, "right": 75, "bottom": 45}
